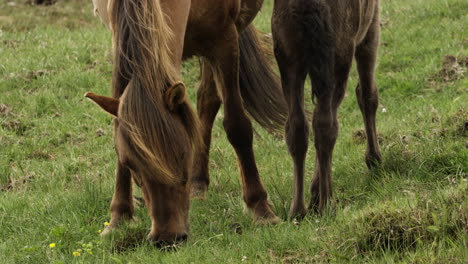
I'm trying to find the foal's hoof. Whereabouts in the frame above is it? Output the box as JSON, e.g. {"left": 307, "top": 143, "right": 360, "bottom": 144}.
{"left": 288, "top": 206, "right": 307, "bottom": 221}
{"left": 365, "top": 152, "right": 382, "bottom": 169}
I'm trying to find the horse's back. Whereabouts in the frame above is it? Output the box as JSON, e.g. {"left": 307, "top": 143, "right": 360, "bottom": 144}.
{"left": 274, "top": 0, "right": 378, "bottom": 47}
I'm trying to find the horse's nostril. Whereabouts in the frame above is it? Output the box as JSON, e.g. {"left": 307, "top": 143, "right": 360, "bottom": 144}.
{"left": 176, "top": 233, "right": 188, "bottom": 242}
{"left": 153, "top": 233, "right": 188, "bottom": 249}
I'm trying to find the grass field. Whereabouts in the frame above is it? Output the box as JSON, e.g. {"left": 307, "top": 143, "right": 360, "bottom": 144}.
{"left": 0, "top": 0, "right": 467, "bottom": 263}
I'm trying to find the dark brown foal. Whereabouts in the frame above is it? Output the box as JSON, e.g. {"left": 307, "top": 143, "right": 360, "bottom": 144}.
{"left": 272, "top": 0, "right": 382, "bottom": 218}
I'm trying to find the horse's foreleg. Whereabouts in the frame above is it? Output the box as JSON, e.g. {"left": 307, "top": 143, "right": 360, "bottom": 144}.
{"left": 209, "top": 23, "right": 279, "bottom": 224}
{"left": 355, "top": 18, "right": 382, "bottom": 168}
{"left": 101, "top": 162, "right": 134, "bottom": 235}
{"left": 190, "top": 62, "right": 221, "bottom": 199}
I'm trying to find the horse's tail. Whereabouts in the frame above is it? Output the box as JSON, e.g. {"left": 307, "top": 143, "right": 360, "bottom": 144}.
{"left": 110, "top": 0, "right": 200, "bottom": 184}
{"left": 238, "top": 25, "right": 288, "bottom": 135}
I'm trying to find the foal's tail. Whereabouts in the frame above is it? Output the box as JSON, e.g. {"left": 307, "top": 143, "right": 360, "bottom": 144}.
{"left": 239, "top": 25, "right": 288, "bottom": 135}
{"left": 110, "top": 0, "right": 200, "bottom": 184}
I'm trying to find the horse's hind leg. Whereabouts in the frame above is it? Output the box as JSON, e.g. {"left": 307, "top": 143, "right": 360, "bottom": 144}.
{"left": 190, "top": 61, "right": 221, "bottom": 199}
{"left": 309, "top": 47, "right": 354, "bottom": 211}
{"left": 273, "top": 36, "right": 309, "bottom": 219}
{"left": 355, "top": 18, "right": 382, "bottom": 168}
{"left": 300, "top": 13, "right": 337, "bottom": 213}
{"left": 209, "top": 23, "right": 279, "bottom": 224}
{"left": 309, "top": 82, "right": 338, "bottom": 213}
{"left": 101, "top": 162, "right": 134, "bottom": 235}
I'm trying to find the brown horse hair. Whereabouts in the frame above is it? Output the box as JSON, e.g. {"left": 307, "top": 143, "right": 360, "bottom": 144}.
{"left": 109, "top": 0, "right": 201, "bottom": 184}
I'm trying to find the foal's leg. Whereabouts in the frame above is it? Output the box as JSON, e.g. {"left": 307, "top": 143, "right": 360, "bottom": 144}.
{"left": 101, "top": 162, "right": 134, "bottom": 235}
{"left": 274, "top": 43, "right": 309, "bottom": 219}
{"left": 309, "top": 49, "right": 354, "bottom": 211}
{"left": 355, "top": 19, "right": 382, "bottom": 168}
{"left": 210, "top": 23, "right": 279, "bottom": 224}
{"left": 190, "top": 62, "right": 221, "bottom": 198}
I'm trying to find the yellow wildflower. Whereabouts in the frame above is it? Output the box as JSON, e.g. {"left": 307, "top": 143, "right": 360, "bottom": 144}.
{"left": 73, "top": 251, "right": 81, "bottom": 257}
{"left": 97, "top": 229, "right": 102, "bottom": 233}
{"left": 49, "top": 243, "right": 56, "bottom": 248}
{"left": 104, "top": 221, "right": 110, "bottom": 227}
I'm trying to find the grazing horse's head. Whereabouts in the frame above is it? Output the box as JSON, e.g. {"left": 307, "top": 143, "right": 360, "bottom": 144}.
{"left": 88, "top": 0, "right": 200, "bottom": 246}
{"left": 85, "top": 77, "right": 200, "bottom": 245}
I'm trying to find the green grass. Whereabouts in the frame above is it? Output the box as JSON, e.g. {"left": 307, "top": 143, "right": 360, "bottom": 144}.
{"left": 1, "top": 0, "right": 467, "bottom": 263}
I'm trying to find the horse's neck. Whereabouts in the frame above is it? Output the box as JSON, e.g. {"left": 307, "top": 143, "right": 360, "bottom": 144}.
{"left": 159, "top": 0, "right": 191, "bottom": 73}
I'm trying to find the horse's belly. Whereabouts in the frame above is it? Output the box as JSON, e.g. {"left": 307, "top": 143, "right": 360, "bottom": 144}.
{"left": 182, "top": 0, "right": 240, "bottom": 59}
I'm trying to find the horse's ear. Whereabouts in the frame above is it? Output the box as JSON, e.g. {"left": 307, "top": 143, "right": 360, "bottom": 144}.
{"left": 84, "top": 92, "right": 119, "bottom": 117}
{"left": 164, "top": 82, "right": 186, "bottom": 111}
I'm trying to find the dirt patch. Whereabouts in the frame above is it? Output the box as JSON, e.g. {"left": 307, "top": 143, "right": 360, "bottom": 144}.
{"left": 352, "top": 129, "right": 367, "bottom": 144}
{"left": 27, "top": 150, "right": 54, "bottom": 160}
{"left": 0, "top": 104, "right": 12, "bottom": 117}
{"left": 1, "top": 174, "right": 35, "bottom": 192}
{"left": 2, "top": 40, "right": 18, "bottom": 48}
{"left": 352, "top": 129, "right": 384, "bottom": 145}
{"left": 1, "top": 120, "right": 32, "bottom": 135}
{"left": 95, "top": 128, "right": 106, "bottom": 137}
{"left": 25, "top": 69, "right": 51, "bottom": 81}
{"left": 435, "top": 108, "right": 467, "bottom": 138}
{"left": 431, "top": 55, "right": 467, "bottom": 83}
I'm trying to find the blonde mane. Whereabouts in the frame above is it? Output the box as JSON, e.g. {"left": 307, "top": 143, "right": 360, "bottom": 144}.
{"left": 110, "top": 0, "right": 200, "bottom": 183}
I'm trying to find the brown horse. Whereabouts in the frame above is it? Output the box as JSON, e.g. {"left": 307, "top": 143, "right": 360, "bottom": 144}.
{"left": 86, "top": 0, "right": 288, "bottom": 245}
{"left": 272, "top": 0, "right": 382, "bottom": 218}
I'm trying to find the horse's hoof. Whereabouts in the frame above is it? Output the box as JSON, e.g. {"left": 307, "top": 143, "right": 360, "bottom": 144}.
{"left": 308, "top": 196, "right": 321, "bottom": 214}
{"left": 251, "top": 202, "right": 281, "bottom": 225}
{"left": 255, "top": 215, "right": 281, "bottom": 225}
{"left": 99, "top": 216, "right": 136, "bottom": 236}
{"left": 288, "top": 206, "right": 307, "bottom": 221}
{"left": 100, "top": 226, "right": 114, "bottom": 236}
{"left": 365, "top": 152, "right": 382, "bottom": 169}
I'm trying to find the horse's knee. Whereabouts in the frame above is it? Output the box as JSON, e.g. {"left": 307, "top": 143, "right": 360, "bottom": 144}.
{"left": 223, "top": 114, "right": 253, "bottom": 148}
{"left": 313, "top": 110, "right": 338, "bottom": 147}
